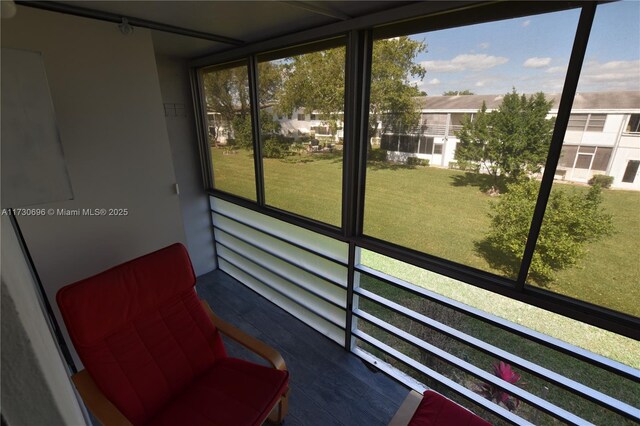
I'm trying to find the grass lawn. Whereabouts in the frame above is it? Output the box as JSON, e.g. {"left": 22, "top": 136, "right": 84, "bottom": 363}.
{"left": 212, "top": 147, "right": 342, "bottom": 225}
{"left": 210, "top": 147, "right": 639, "bottom": 363}
{"left": 357, "top": 275, "right": 639, "bottom": 425}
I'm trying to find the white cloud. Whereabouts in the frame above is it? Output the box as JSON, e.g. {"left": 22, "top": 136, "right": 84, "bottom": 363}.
{"left": 427, "top": 78, "right": 440, "bottom": 85}
{"left": 421, "top": 54, "right": 508, "bottom": 73}
{"left": 546, "top": 66, "right": 566, "bottom": 74}
{"left": 578, "top": 60, "right": 640, "bottom": 91}
{"left": 475, "top": 81, "right": 486, "bottom": 87}
{"left": 479, "top": 42, "right": 490, "bottom": 49}
{"left": 523, "top": 57, "right": 552, "bottom": 68}
{"left": 522, "top": 20, "right": 531, "bottom": 27}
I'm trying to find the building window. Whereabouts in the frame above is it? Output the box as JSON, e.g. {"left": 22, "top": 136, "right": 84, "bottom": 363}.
{"left": 567, "top": 114, "right": 588, "bottom": 131}
{"left": 558, "top": 145, "right": 611, "bottom": 171}
{"left": 529, "top": 1, "right": 638, "bottom": 317}
{"left": 558, "top": 145, "right": 578, "bottom": 168}
{"left": 449, "top": 113, "right": 472, "bottom": 136}
{"left": 622, "top": 160, "right": 639, "bottom": 183}
{"left": 586, "top": 114, "right": 606, "bottom": 131}
{"left": 419, "top": 137, "right": 434, "bottom": 154}
{"left": 591, "top": 147, "right": 612, "bottom": 171}
{"left": 567, "top": 113, "right": 606, "bottom": 132}
{"left": 201, "top": 61, "right": 256, "bottom": 201}
{"left": 625, "top": 114, "right": 640, "bottom": 133}
{"left": 363, "top": 8, "right": 579, "bottom": 280}
{"left": 257, "top": 40, "right": 346, "bottom": 227}
{"left": 422, "top": 113, "right": 448, "bottom": 136}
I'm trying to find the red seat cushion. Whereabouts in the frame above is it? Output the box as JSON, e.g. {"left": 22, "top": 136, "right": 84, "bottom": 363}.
{"left": 57, "top": 243, "right": 227, "bottom": 425}
{"left": 409, "top": 390, "right": 492, "bottom": 426}
{"left": 147, "top": 358, "right": 289, "bottom": 426}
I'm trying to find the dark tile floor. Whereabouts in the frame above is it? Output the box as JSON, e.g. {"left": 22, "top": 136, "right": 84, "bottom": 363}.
{"left": 196, "top": 269, "right": 408, "bottom": 426}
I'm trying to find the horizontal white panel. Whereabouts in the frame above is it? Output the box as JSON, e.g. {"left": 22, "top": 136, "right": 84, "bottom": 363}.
{"left": 217, "top": 246, "right": 346, "bottom": 328}
{"left": 213, "top": 212, "right": 347, "bottom": 286}
{"left": 219, "top": 258, "right": 345, "bottom": 345}
{"left": 211, "top": 196, "right": 348, "bottom": 263}
{"left": 352, "top": 346, "right": 427, "bottom": 393}
{"left": 216, "top": 231, "right": 347, "bottom": 307}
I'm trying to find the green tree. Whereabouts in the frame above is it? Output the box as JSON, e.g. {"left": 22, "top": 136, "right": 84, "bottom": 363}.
{"left": 203, "top": 67, "right": 250, "bottom": 144}
{"left": 272, "top": 38, "right": 427, "bottom": 148}
{"left": 443, "top": 90, "right": 474, "bottom": 96}
{"left": 231, "top": 110, "right": 282, "bottom": 151}
{"left": 455, "top": 90, "right": 555, "bottom": 191}
{"left": 275, "top": 46, "right": 345, "bottom": 122}
{"left": 482, "top": 179, "right": 614, "bottom": 284}
{"left": 204, "top": 62, "right": 281, "bottom": 146}
{"left": 370, "top": 37, "right": 427, "bottom": 140}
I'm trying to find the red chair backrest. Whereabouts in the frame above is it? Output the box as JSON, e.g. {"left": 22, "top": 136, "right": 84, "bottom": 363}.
{"left": 57, "top": 243, "right": 226, "bottom": 425}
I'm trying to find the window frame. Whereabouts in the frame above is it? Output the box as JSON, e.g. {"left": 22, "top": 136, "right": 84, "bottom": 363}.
{"left": 624, "top": 113, "right": 640, "bottom": 133}
{"left": 190, "top": 1, "right": 639, "bottom": 340}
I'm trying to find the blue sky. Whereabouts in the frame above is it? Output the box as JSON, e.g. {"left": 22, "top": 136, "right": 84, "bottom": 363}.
{"left": 407, "top": 2, "right": 640, "bottom": 96}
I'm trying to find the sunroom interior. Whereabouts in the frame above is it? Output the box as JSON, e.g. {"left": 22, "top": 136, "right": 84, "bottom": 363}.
{"left": 1, "top": 1, "right": 639, "bottom": 425}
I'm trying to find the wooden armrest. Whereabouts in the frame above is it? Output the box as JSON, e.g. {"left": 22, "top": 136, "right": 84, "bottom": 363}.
{"left": 200, "top": 300, "right": 287, "bottom": 371}
{"left": 72, "top": 370, "right": 133, "bottom": 426}
{"left": 388, "top": 390, "right": 423, "bottom": 426}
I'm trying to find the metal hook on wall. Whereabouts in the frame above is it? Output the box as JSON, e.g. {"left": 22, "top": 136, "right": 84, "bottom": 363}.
{"left": 118, "top": 17, "right": 133, "bottom": 35}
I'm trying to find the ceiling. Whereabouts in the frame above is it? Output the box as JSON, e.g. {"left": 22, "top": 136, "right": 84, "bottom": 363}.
{"left": 55, "top": 1, "right": 416, "bottom": 58}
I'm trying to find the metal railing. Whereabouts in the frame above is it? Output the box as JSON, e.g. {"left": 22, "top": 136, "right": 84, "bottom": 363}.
{"left": 209, "top": 195, "right": 640, "bottom": 425}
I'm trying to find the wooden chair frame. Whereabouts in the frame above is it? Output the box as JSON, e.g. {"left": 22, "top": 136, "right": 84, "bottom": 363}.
{"left": 71, "top": 300, "right": 289, "bottom": 426}
{"left": 388, "top": 390, "right": 423, "bottom": 426}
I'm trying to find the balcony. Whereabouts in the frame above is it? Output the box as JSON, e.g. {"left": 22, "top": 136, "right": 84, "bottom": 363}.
{"left": 197, "top": 269, "right": 407, "bottom": 425}
{"left": 208, "top": 196, "right": 639, "bottom": 426}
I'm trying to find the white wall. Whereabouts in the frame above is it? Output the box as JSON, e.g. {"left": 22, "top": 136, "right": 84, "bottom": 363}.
{"left": 610, "top": 136, "right": 640, "bottom": 190}
{"left": 1, "top": 6, "right": 186, "bottom": 366}
{"left": 155, "top": 55, "right": 216, "bottom": 275}
{"left": 1, "top": 216, "right": 86, "bottom": 426}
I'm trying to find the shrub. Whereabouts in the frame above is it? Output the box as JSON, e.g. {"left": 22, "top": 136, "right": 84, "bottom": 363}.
{"left": 457, "top": 160, "right": 481, "bottom": 173}
{"left": 482, "top": 179, "right": 614, "bottom": 284}
{"left": 368, "top": 148, "right": 387, "bottom": 162}
{"left": 588, "top": 174, "right": 614, "bottom": 189}
{"left": 262, "top": 138, "right": 289, "bottom": 159}
{"left": 406, "top": 157, "right": 429, "bottom": 166}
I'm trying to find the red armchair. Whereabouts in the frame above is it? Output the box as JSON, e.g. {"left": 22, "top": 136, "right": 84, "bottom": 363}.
{"left": 57, "top": 243, "right": 289, "bottom": 426}
{"left": 389, "top": 390, "right": 491, "bottom": 426}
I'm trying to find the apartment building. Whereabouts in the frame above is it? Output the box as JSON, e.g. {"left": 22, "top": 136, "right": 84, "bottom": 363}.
{"left": 379, "top": 92, "right": 640, "bottom": 190}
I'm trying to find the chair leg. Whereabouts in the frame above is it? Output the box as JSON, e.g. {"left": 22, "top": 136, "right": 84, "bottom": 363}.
{"left": 268, "top": 389, "right": 289, "bottom": 424}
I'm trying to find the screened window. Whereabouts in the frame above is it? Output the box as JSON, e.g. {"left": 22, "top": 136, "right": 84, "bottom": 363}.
{"left": 575, "top": 153, "right": 592, "bottom": 169}
{"left": 558, "top": 145, "right": 579, "bottom": 168}
{"left": 257, "top": 41, "right": 346, "bottom": 227}
{"left": 363, "top": 9, "right": 580, "bottom": 279}
{"left": 592, "top": 147, "right": 612, "bottom": 171}
{"left": 419, "top": 137, "right": 434, "bottom": 154}
{"left": 422, "top": 113, "right": 447, "bottom": 135}
{"left": 201, "top": 62, "right": 256, "bottom": 201}
{"left": 449, "top": 113, "right": 471, "bottom": 135}
{"left": 528, "top": 1, "right": 640, "bottom": 316}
